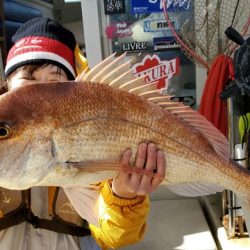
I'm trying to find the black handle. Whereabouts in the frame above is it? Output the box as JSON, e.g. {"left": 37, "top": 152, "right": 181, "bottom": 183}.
{"left": 225, "top": 27, "right": 245, "bottom": 45}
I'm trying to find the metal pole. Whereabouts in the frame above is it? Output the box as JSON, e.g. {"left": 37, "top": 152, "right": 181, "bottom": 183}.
{"left": 226, "top": 96, "right": 236, "bottom": 237}
{"left": 224, "top": 94, "right": 248, "bottom": 237}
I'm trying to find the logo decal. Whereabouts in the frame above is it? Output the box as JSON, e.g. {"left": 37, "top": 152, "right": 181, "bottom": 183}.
{"left": 131, "top": 0, "right": 191, "bottom": 14}
{"left": 132, "top": 54, "right": 179, "bottom": 91}
{"left": 104, "top": 0, "right": 125, "bottom": 15}
{"left": 143, "top": 19, "right": 179, "bottom": 33}
{"left": 153, "top": 37, "right": 181, "bottom": 51}
{"left": 106, "top": 22, "right": 133, "bottom": 39}
{"left": 59, "top": 202, "right": 77, "bottom": 215}
{"left": 121, "top": 42, "right": 147, "bottom": 52}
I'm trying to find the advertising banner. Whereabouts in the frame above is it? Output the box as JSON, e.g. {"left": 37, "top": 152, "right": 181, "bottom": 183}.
{"left": 131, "top": 0, "right": 191, "bottom": 14}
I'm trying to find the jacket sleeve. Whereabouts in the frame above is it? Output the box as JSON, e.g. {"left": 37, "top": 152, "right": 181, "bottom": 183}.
{"left": 89, "top": 180, "right": 149, "bottom": 250}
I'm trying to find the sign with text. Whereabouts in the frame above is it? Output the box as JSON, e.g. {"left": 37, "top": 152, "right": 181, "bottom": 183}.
{"left": 131, "top": 0, "right": 191, "bottom": 14}
{"left": 132, "top": 54, "right": 179, "bottom": 91}
{"left": 153, "top": 37, "right": 181, "bottom": 51}
{"left": 104, "top": 0, "right": 125, "bottom": 15}
{"left": 121, "top": 42, "right": 147, "bottom": 52}
{"left": 143, "top": 18, "right": 179, "bottom": 33}
{"left": 106, "top": 22, "right": 133, "bottom": 39}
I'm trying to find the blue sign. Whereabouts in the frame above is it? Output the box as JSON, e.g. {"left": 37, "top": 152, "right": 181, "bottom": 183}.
{"left": 131, "top": 0, "right": 191, "bottom": 14}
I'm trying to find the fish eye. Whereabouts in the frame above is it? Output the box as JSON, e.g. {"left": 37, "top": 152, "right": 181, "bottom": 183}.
{"left": 0, "top": 124, "right": 11, "bottom": 139}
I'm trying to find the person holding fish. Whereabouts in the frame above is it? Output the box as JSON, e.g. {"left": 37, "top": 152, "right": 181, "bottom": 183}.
{"left": 0, "top": 17, "right": 166, "bottom": 250}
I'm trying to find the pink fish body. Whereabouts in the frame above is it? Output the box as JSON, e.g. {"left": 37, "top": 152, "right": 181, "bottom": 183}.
{"left": 0, "top": 54, "right": 249, "bottom": 228}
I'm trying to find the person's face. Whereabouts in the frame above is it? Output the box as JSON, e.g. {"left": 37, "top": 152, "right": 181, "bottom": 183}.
{"left": 7, "top": 64, "right": 68, "bottom": 90}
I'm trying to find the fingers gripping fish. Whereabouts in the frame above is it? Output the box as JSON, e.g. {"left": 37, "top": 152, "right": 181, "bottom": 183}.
{"left": 0, "top": 53, "right": 250, "bottom": 229}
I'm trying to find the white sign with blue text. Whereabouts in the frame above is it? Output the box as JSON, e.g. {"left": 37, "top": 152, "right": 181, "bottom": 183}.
{"left": 131, "top": 0, "right": 191, "bottom": 14}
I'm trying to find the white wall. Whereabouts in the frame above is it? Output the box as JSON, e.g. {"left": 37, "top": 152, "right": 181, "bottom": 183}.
{"left": 80, "top": 0, "right": 102, "bottom": 68}
{"left": 196, "top": 66, "right": 207, "bottom": 107}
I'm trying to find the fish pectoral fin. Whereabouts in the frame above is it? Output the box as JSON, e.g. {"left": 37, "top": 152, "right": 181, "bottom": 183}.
{"left": 167, "top": 182, "right": 224, "bottom": 197}
{"left": 63, "top": 185, "right": 100, "bottom": 227}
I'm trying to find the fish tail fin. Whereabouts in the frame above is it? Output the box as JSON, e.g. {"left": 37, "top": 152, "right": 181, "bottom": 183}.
{"left": 64, "top": 185, "right": 100, "bottom": 227}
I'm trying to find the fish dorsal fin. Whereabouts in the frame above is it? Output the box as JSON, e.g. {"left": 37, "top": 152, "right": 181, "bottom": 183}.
{"left": 77, "top": 53, "right": 158, "bottom": 96}
{"left": 77, "top": 54, "right": 230, "bottom": 162}
{"left": 100, "top": 61, "right": 131, "bottom": 84}
{"left": 75, "top": 65, "right": 90, "bottom": 82}
{"left": 144, "top": 92, "right": 230, "bottom": 161}
{"left": 165, "top": 103, "right": 230, "bottom": 162}
{"left": 91, "top": 53, "right": 127, "bottom": 82}
{"left": 80, "top": 53, "right": 116, "bottom": 82}
{"left": 110, "top": 68, "right": 138, "bottom": 87}
{"left": 129, "top": 81, "right": 158, "bottom": 94}
{"left": 148, "top": 96, "right": 173, "bottom": 103}
{"left": 118, "top": 76, "right": 147, "bottom": 91}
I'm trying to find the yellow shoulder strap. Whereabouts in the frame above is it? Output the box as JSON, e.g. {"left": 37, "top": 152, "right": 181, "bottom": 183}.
{"left": 74, "top": 44, "right": 89, "bottom": 76}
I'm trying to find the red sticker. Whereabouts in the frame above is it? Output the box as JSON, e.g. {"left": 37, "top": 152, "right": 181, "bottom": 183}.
{"left": 132, "top": 54, "right": 179, "bottom": 90}
{"left": 106, "top": 22, "right": 133, "bottom": 39}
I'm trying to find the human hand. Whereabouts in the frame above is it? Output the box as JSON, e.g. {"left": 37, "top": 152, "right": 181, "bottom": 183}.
{"left": 111, "top": 142, "right": 166, "bottom": 199}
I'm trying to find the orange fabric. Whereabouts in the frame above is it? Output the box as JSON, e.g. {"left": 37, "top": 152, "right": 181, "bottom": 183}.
{"left": 199, "top": 55, "right": 235, "bottom": 136}
{"left": 48, "top": 186, "right": 57, "bottom": 216}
